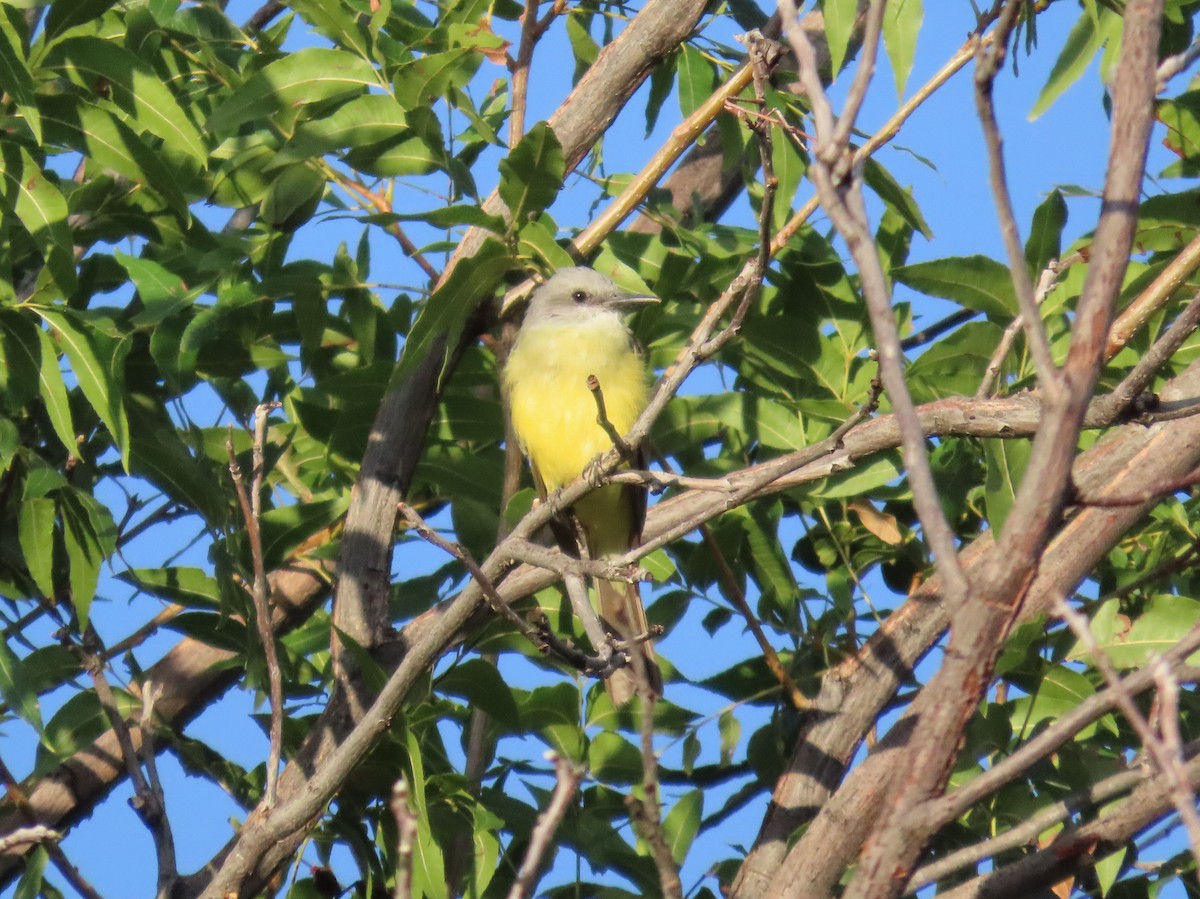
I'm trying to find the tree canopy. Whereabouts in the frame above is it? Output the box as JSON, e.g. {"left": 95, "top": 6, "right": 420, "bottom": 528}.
{"left": 3, "top": 0, "right": 1200, "bottom": 897}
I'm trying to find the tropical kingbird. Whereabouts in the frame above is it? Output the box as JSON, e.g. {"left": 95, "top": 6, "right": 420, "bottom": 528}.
{"left": 503, "top": 267, "right": 663, "bottom": 705}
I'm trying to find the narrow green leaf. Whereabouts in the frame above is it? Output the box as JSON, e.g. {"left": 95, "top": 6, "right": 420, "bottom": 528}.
{"left": 13, "top": 845, "right": 47, "bottom": 899}
{"left": 0, "top": 145, "right": 75, "bottom": 295}
{"left": 287, "top": 0, "right": 372, "bottom": 60}
{"left": 498, "top": 122, "right": 565, "bottom": 227}
{"left": 893, "top": 255, "right": 1017, "bottom": 317}
{"left": 115, "top": 252, "right": 197, "bottom": 326}
{"left": 60, "top": 491, "right": 113, "bottom": 629}
{"left": 676, "top": 45, "right": 712, "bottom": 119}
{"left": 40, "top": 96, "right": 191, "bottom": 218}
{"left": 36, "top": 309, "right": 130, "bottom": 470}
{"left": 18, "top": 496, "right": 57, "bottom": 598}
{"left": 1074, "top": 595, "right": 1200, "bottom": 669}
{"left": 0, "top": 640, "right": 43, "bottom": 733}
{"left": 437, "top": 660, "right": 521, "bottom": 729}
{"left": 1024, "top": 190, "right": 1068, "bottom": 275}
{"left": 1029, "top": 9, "right": 1113, "bottom": 120}
{"left": 883, "top": 0, "right": 922, "bottom": 98}
{"left": 36, "top": 326, "right": 77, "bottom": 456}
{"left": 44, "top": 0, "right": 118, "bottom": 41}
{"left": 645, "top": 51, "right": 676, "bottom": 136}
{"left": 48, "top": 36, "right": 207, "bottom": 163}
{"left": 0, "top": 12, "right": 40, "bottom": 142}
{"left": 824, "top": 0, "right": 858, "bottom": 75}
{"left": 863, "top": 158, "right": 932, "bottom": 239}
{"left": 207, "top": 47, "right": 382, "bottom": 136}
{"left": 983, "top": 438, "right": 1031, "bottom": 536}
{"left": 661, "top": 789, "right": 703, "bottom": 865}
{"left": 269, "top": 94, "right": 409, "bottom": 168}
{"left": 0, "top": 308, "right": 39, "bottom": 410}
{"left": 117, "top": 567, "right": 222, "bottom": 609}
{"left": 393, "top": 238, "right": 511, "bottom": 385}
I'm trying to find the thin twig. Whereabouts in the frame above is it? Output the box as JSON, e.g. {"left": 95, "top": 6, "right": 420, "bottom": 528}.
{"left": 782, "top": 0, "right": 970, "bottom": 604}
{"left": 391, "top": 781, "right": 417, "bottom": 899}
{"left": 1057, "top": 596, "right": 1200, "bottom": 873}
{"left": 907, "top": 744, "right": 1200, "bottom": 892}
{"left": 508, "top": 0, "right": 565, "bottom": 146}
{"left": 974, "top": 0, "right": 1058, "bottom": 388}
{"left": 0, "top": 825, "right": 60, "bottom": 853}
{"left": 505, "top": 753, "right": 584, "bottom": 899}
{"left": 140, "top": 680, "right": 178, "bottom": 898}
{"left": 335, "top": 177, "right": 440, "bottom": 283}
{"left": 226, "top": 402, "right": 284, "bottom": 808}
{"left": 976, "top": 261, "right": 1064, "bottom": 398}
{"left": 626, "top": 692, "right": 683, "bottom": 898}
{"left": 1157, "top": 35, "right": 1200, "bottom": 91}
{"left": 1106, "top": 231, "right": 1200, "bottom": 360}
{"left": 1093, "top": 288, "right": 1200, "bottom": 420}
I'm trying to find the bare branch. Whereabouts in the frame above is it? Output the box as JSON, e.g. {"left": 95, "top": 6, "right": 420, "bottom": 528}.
{"left": 1106, "top": 231, "right": 1200, "bottom": 360}
{"left": 627, "top": 693, "right": 682, "bottom": 899}
{"left": 391, "top": 781, "right": 417, "bottom": 899}
{"left": 1058, "top": 597, "right": 1200, "bottom": 871}
{"left": 226, "top": 403, "right": 284, "bottom": 809}
{"left": 505, "top": 754, "right": 583, "bottom": 899}
{"left": 974, "top": 0, "right": 1059, "bottom": 387}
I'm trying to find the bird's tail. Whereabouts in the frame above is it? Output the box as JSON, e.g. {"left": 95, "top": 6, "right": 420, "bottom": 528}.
{"left": 597, "top": 578, "right": 662, "bottom": 706}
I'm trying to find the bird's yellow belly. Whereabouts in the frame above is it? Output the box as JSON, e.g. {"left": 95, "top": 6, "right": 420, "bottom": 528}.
{"left": 504, "top": 321, "right": 648, "bottom": 491}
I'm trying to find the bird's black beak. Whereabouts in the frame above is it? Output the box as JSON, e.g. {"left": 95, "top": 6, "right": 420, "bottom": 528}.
{"left": 605, "top": 292, "right": 660, "bottom": 310}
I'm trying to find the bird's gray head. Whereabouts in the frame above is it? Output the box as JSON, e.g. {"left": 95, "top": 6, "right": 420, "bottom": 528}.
{"left": 522, "top": 267, "right": 658, "bottom": 326}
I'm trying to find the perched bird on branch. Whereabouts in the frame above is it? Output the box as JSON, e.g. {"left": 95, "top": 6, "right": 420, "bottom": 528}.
{"left": 503, "top": 266, "right": 663, "bottom": 705}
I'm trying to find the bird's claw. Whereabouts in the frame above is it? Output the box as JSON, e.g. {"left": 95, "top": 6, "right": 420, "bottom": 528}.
{"left": 584, "top": 455, "right": 607, "bottom": 488}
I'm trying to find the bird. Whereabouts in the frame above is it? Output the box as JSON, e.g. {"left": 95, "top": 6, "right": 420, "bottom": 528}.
{"left": 503, "top": 266, "right": 663, "bottom": 706}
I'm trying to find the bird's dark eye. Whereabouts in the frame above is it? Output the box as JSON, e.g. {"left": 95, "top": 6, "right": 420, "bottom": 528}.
{"left": 571, "top": 290, "right": 587, "bottom": 304}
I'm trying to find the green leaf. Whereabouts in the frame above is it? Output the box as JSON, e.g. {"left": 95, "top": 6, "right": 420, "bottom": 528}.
{"left": 36, "top": 309, "right": 131, "bottom": 470}
{"left": 270, "top": 94, "right": 409, "bottom": 168}
{"left": 1010, "top": 665, "right": 1096, "bottom": 740}
{"left": 893, "top": 255, "right": 1017, "bottom": 317}
{"left": 49, "top": 36, "right": 207, "bottom": 164}
{"left": 1029, "top": 8, "right": 1117, "bottom": 120}
{"left": 206, "top": 47, "right": 381, "bottom": 136}
{"left": 437, "top": 659, "right": 520, "bottom": 729}
{"left": 882, "top": 0, "right": 922, "bottom": 98}
{"left": 0, "top": 307, "right": 39, "bottom": 410}
{"left": 1024, "top": 190, "right": 1067, "bottom": 276}
{"left": 286, "top": 0, "right": 372, "bottom": 61}
{"left": 654, "top": 393, "right": 805, "bottom": 453}
{"left": 116, "top": 252, "right": 198, "bottom": 326}
{"left": 676, "top": 45, "right": 712, "bottom": 119}
{"left": 824, "top": 0, "right": 858, "bottom": 75}
{"left": 718, "top": 709, "right": 741, "bottom": 766}
{"left": 39, "top": 686, "right": 138, "bottom": 765}
{"left": 40, "top": 96, "right": 191, "bottom": 218}
{"left": 36, "top": 326, "right": 77, "bottom": 456}
{"left": 117, "top": 567, "right": 222, "bottom": 609}
{"left": 907, "top": 321, "right": 1005, "bottom": 401}
{"left": 588, "top": 731, "right": 642, "bottom": 783}
{"left": 61, "top": 515, "right": 98, "bottom": 628}
{"left": 661, "top": 789, "right": 703, "bottom": 865}
{"left": 983, "top": 438, "right": 1031, "bottom": 536}
{"left": 498, "top": 122, "right": 565, "bottom": 227}
{"left": 0, "top": 12, "right": 40, "bottom": 142}
{"left": 863, "top": 158, "right": 932, "bottom": 240}
{"left": 393, "top": 238, "right": 511, "bottom": 386}
{"left": 1073, "top": 595, "right": 1200, "bottom": 669}
{"left": 522, "top": 682, "right": 585, "bottom": 760}
{"left": 44, "top": 0, "right": 118, "bottom": 42}
{"left": 18, "top": 496, "right": 56, "bottom": 598}
{"left": 13, "top": 845, "right": 47, "bottom": 899}
{"left": 0, "top": 145, "right": 76, "bottom": 295}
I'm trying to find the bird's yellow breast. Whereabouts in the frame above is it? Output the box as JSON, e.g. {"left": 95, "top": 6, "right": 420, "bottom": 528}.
{"left": 504, "top": 317, "right": 648, "bottom": 491}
